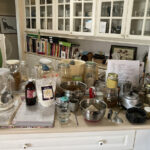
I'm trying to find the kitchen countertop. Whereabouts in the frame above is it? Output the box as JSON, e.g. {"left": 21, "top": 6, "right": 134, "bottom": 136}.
{"left": 0, "top": 107, "right": 150, "bottom": 135}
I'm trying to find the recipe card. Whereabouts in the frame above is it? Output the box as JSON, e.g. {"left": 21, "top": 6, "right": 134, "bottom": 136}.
{"left": 107, "top": 60, "right": 140, "bottom": 87}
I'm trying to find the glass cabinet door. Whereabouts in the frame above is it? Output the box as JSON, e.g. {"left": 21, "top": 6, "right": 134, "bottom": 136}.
{"left": 40, "top": 0, "right": 53, "bottom": 30}
{"left": 72, "top": 0, "right": 94, "bottom": 34}
{"left": 25, "top": 0, "right": 36, "bottom": 29}
{"left": 129, "top": 0, "right": 150, "bottom": 37}
{"left": 98, "top": 0, "right": 125, "bottom": 36}
{"left": 57, "top": 0, "right": 71, "bottom": 32}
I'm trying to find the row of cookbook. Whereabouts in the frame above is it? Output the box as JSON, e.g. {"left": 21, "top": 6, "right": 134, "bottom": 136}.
{"left": 26, "top": 34, "right": 79, "bottom": 59}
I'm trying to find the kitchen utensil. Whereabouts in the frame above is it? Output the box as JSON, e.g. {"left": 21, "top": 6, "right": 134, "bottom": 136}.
{"left": 69, "top": 99, "right": 79, "bottom": 112}
{"left": 126, "top": 107, "right": 146, "bottom": 124}
{"left": 121, "top": 91, "right": 143, "bottom": 109}
{"left": 74, "top": 112, "right": 79, "bottom": 126}
{"left": 112, "top": 111, "right": 123, "bottom": 124}
{"left": 80, "top": 98, "right": 107, "bottom": 122}
{"left": 60, "top": 81, "right": 87, "bottom": 100}
{"left": 107, "top": 109, "right": 113, "bottom": 120}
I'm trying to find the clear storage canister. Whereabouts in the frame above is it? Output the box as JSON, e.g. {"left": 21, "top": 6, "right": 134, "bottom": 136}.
{"left": 58, "top": 63, "right": 70, "bottom": 82}
{"left": 39, "top": 58, "right": 54, "bottom": 78}
{"left": 6, "top": 60, "right": 21, "bottom": 91}
{"left": 84, "top": 61, "right": 96, "bottom": 88}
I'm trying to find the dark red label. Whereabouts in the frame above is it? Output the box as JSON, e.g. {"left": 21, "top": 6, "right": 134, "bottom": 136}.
{"left": 27, "top": 90, "right": 36, "bottom": 99}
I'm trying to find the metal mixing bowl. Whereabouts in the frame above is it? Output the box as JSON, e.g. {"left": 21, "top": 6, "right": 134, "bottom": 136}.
{"left": 80, "top": 98, "right": 107, "bottom": 122}
{"left": 60, "top": 81, "right": 87, "bottom": 100}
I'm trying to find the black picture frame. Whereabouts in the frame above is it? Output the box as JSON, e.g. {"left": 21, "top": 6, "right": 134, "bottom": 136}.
{"left": 110, "top": 45, "right": 137, "bottom": 60}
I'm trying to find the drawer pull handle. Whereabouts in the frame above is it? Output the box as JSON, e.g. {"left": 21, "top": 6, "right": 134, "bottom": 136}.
{"left": 99, "top": 140, "right": 105, "bottom": 146}
{"left": 23, "top": 143, "right": 32, "bottom": 149}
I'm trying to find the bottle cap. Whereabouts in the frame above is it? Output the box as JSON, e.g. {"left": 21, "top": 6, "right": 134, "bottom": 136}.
{"left": 60, "top": 96, "right": 69, "bottom": 102}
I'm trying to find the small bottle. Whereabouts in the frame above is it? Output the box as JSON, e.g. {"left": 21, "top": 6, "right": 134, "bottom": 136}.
{"left": 25, "top": 79, "right": 36, "bottom": 106}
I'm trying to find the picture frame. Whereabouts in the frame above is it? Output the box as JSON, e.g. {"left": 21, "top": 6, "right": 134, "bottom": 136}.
{"left": 0, "top": 16, "right": 17, "bottom": 34}
{"left": 110, "top": 45, "right": 137, "bottom": 60}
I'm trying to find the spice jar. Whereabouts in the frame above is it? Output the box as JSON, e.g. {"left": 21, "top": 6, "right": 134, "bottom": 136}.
{"left": 107, "top": 73, "right": 118, "bottom": 89}
{"left": 84, "top": 61, "right": 96, "bottom": 88}
{"left": 6, "top": 60, "right": 21, "bottom": 91}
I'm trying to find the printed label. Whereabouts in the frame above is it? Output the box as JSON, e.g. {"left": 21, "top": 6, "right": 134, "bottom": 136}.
{"left": 41, "top": 86, "right": 54, "bottom": 101}
{"left": 27, "top": 90, "right": 36, "bottom": 99}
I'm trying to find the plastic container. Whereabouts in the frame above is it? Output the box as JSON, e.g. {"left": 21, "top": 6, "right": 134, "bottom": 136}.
{"left": 56, "top": 96, "right": 70, "bottom": 124}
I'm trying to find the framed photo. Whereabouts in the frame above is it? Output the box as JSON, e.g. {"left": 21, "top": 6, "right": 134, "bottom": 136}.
{"left": 0, "top": 16, "right": 17, "bottom": 34}
{"left": 110, "top": 45, "right": 137, "bottom": 60}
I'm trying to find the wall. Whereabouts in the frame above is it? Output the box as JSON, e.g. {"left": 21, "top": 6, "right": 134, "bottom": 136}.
{"left": 0, "top": 0, "right": 19, "bottom": 59}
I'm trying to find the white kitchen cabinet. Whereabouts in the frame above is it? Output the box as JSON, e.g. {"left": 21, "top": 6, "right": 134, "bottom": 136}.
{"left": 38, "top": 0, "right": 54, "bottom": 32}
{"left": 71, "top": 0, "right": 96, "bottom": 35}
{"left": 126, "top": 0, "right": 150, "bottom": 40}
{"left": 96, "top": 0, "right": 128, "bottom": 38}
{"left": 56, "top": 0, "right": 71, "bottom": 34}
{"left": 24, "top": 0, "right": 37, "bottom": 31}
{"left": 0, "top": 130, "right": 135, "bottom": 150}
{"left": 134, "top": 130, "right": 150, "bottom": 150}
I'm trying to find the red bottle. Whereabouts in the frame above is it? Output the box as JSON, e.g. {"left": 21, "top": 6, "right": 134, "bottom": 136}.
{"left": 25, "top": 79, "right": 36, "bottom": 106}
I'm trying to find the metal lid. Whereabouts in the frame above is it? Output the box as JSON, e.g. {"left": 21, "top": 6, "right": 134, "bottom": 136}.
{"left": 124, "top": 91, "right": 139, "bottom": 101}
{"left": 108, "top": 73, "right": 118, "bottom": 78}
{"left": 39, "top": 58, "right": 52, "bottom": 65}
{"left": 6, "top": 60, "right": 20, "bottom": 65}
{"left": 86, "top": 61, "right": 96, "bottom": 67}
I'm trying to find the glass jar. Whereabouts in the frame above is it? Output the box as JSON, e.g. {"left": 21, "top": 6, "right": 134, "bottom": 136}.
{"left": 6, "top": 60, "right": 21, "bottom": 91}
{"left": 106, "top": 73, "right": 118, "bottom": 89}
{"left": 57, "top": 63, "right": 70, "bottom": 82}
{"left": 104, "top": 88, "right": 118, "bottom": 108}
{"left": 84, "top": 61, "right": 96, "bottom": 88}
{"left": 56, "top": 96, "right": 70, "bottom": 124}
{"left": 20, "top": 61, "right": 28, "bottom": 82}
{"left": 145, "top": 84, "right": 150, "bottom": 104}
{"left": 39, "top": 58, "right": 54, "bottom": 78}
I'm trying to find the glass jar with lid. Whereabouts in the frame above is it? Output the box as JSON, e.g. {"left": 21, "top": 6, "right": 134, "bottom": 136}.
{"left": 84, "top": 61, "right": 96, "bottom": 88}
{"left": 39, "top": 58, "right": 54, "bottom": 78}
{"left": 57, "top": 63, "right": 70, "bottom": 82}
{"left": 6, "top": 60, "right": 21, "bottom": 91}
{"left": 106, "top": 73, "right": 118, "bottom": 89}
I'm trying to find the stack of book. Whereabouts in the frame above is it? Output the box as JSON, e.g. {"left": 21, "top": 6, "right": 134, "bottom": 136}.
{"left": 26, "top": 34, "right": 74, "bottom": 59}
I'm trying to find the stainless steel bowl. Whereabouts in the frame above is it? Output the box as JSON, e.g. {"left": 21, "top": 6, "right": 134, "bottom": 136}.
{"left": 80, "top": 98, "right": 107, "bottom": 122}
{"left": 60, "top": 81, "right": 87, "bottom": 100}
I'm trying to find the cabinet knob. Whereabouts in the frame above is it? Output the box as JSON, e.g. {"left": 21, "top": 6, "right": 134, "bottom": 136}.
{"left": 99, "top": 140, "right": 105, "bottom": 146}
{"left": 23, "top": 143, "right": 32, "bottom": 149}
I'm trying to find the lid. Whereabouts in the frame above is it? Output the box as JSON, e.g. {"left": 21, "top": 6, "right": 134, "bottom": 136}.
{"left": 60, "top": 96, "right": 69, "bottom": 102}
{"left": 6, "top": 60, "right": 20, "bottom": 65}
{"left": 124, "top": 91, "right": 139, "bottom": 101}
{"left": 0, "top": 68, "right": 10, "bottom": 76}
{"left": 108, "top": 73, "right": 118, "bottom": 78}
{"left": 39, "top": 58, "right": 52, "bottom": 65}
{"left": 86, "top": 61, "right": 96, "bottom": 67}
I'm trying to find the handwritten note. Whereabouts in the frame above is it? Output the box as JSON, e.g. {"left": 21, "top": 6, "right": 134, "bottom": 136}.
{"left": 107, "top": 60, "right": 140, "bottom": 87}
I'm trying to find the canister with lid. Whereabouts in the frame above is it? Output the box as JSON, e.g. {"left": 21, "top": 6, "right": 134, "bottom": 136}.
{"left": 6, "top": 60, "right": 21, "bottom": 91}
{"left": 84, "top": 61, "right": 96, "bottom": 88}
{"left": 107, "top": 73, "right": 118, "bottom": 89}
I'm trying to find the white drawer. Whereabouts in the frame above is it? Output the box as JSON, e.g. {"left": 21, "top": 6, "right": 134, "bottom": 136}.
{"left": 0, "top": 130, "right": 135, "bottom": 150}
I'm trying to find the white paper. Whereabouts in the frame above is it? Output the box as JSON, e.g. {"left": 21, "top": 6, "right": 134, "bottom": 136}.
{"left": 85, "top": 20, "right": 92, "bottom": 30}
{"left": 99, "top": 21, "right": 106, "bottom": 33}
{"left": 107, "top": 60, "right": 140, "bottom": 87}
